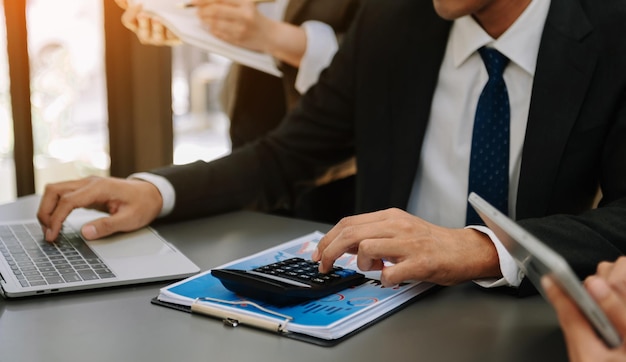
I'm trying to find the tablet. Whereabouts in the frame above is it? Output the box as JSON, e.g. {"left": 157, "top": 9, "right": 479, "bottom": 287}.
{"left": 468, "top": 192, "right": 621, "bottom": 347}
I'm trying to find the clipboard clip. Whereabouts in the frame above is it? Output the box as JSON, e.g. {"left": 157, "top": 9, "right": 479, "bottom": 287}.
{"left": 223, "top": 318, "right": 240, "bottom": 328}
{"left": 191, "top": 297, "right": 293, "bottom": 333}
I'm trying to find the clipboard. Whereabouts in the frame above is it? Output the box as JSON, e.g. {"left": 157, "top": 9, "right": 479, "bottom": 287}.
{"left": 150, "top": 231, "right": 438, "bottom": 346}
{"left": 150, "top": 288, "right": 437, "bottom": 347}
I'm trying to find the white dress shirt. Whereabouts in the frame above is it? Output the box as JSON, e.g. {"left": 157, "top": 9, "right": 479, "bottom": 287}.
{"left": 262, "top": 0, "right": 339, "bottom": 93}
{"left": 407, "top": 0, "right": 551, "bottom": 287}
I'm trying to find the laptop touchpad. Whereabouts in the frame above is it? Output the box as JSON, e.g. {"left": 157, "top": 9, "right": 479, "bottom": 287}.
{"left": 86, "top": 228, "right": 174, "bottom": 259}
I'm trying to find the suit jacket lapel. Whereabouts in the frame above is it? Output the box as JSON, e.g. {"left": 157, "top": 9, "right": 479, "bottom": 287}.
{"left": 387, "top": 9, "right": 451, "bottom": 207}
{"left": 517, "top": 0, "right": 597, "bottom": 218}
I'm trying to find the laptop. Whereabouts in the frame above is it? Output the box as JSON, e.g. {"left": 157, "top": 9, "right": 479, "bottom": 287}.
{"left": 0, "top": 207, "right": 200, "bottom": 298}
{"left": 468, "top": 192, "right": 621, "bottom": 348}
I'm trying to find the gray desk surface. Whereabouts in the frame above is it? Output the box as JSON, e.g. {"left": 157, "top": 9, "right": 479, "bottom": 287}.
{"left": 0, "top": 196, "right": 568, "bottom": 362}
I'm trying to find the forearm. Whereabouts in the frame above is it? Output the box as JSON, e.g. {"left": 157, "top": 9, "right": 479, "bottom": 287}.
{"left": 147, "top": 145, "right": 297, "bottom": 222}
{"left": 263, "top": 20, "right": 307, "bottom": 68}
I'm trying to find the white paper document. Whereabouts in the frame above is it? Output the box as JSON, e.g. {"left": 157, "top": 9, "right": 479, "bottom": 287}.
{"left": 135, "top": 0, "right": 282, "bottom": 77}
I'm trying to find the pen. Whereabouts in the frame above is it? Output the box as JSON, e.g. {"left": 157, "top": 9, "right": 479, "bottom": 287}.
{"left": 179, "top": 0, "right": 274, "bottom": 7}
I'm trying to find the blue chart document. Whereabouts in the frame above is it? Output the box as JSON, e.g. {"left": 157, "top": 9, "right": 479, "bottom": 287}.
{"left": 155, "top": 232, "right": 434, "bottom": 343}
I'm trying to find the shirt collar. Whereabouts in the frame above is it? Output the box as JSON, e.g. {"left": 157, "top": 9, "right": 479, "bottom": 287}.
{"left": 450, "top": 0, "right": 551, "bottom": 76}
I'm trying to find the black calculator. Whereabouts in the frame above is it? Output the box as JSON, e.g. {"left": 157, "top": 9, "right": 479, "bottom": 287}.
{"left": 211, "top": 257, "right": 366, "bottom": 306}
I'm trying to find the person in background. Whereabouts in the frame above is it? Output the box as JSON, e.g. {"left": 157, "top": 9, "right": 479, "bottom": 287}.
{"left": 114, "top": 0, "right": 361, "bottom": 223}
{"left": 39, "top": 0, "right": 626, "bottom": 299}
{"left": 543, "top": 257, "right": 626, "bottom": 362}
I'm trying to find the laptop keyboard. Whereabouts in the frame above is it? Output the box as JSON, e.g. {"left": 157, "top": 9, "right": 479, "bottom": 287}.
{"left": 0, "top": 223, "right": 116, "bottom": 287}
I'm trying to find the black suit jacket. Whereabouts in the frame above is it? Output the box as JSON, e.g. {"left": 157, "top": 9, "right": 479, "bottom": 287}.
{"left": 153, "top": 0, "right": 626, "bottom": 295}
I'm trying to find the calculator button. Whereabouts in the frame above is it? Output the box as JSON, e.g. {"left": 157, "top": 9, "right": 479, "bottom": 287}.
{"left": 335, "top": 269, "right": 357, "bottom": 277}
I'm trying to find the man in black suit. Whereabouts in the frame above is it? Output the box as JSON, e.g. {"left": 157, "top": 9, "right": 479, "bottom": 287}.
{"left": 38, "top": 0, "right": 626, "bottom": 296}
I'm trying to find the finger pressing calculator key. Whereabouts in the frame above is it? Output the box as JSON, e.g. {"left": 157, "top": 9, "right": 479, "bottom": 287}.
{"left": 211, "top": 257, "right": 366, "bottom": 306}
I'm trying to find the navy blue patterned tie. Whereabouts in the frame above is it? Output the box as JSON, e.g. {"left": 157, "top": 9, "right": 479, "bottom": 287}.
{"left": 466, "top": 47, "right": 510, "bottom": 225}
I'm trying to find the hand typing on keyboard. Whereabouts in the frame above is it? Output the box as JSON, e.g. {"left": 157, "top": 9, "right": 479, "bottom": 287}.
{"left": 37, "top": 177, "right": 163, "bottom": 242}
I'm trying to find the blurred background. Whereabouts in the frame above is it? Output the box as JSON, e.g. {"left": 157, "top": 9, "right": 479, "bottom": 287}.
{"left": 0, "top": 0, "right": 232, "bottom": 204}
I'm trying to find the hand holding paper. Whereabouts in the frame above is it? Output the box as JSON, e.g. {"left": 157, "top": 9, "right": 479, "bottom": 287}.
{"left": 132, "top": 0, "right": 282, "bottom": 76}
{"left": 192, "top": 0, "right": 306, "bottom": 67}
{"left": 119, "top": 3, "right": 181, "bottom": 46}
{"left": 180, "top": 0, "right": 275, "bottom": 7}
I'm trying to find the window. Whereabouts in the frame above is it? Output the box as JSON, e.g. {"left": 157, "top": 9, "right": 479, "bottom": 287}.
{"left": 27, "top": 0, "right": 109, "bottom": 193}
{"left": 1, "top": 1, "right": 229, "bottom": 205}
{"left": 1, "top": 0, "right": 110, "bottom": 204}
{"left": 171, "top": 44, "right": 231, "bottom": 165}
{"left": 0, "top": 4, "right": 15, "bottom": 204}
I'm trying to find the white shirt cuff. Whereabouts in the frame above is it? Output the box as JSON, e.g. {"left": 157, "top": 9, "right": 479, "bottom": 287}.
{"left": 128, "top": 172, "right": 175, "bottom": 218}
{"left": 295, "top": 20, "right": 338, "bottom": 94}
{"left": 466, "top": 225, "right": 524, "bottom": 288}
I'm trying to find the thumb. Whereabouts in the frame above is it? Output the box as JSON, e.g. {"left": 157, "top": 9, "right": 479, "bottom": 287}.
{"left": 81, "top": 223, "right": 101, "bottom": 240}
{"left": 80, "top": 214, "right": 130, "bottom": 240}
{"left": 114, "top": 0, "right": 129, "bottom": 10}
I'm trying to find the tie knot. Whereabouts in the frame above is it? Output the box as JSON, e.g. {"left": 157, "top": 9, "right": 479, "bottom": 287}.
{"left": 478, "top": 47, "right": 509, "bottom": 79}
